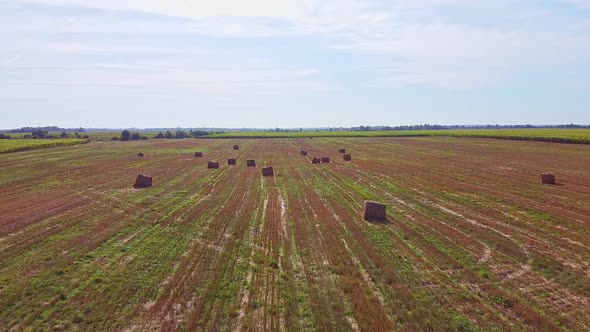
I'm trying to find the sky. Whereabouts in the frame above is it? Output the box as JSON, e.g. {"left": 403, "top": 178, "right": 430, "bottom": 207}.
{"left": 1, "top": 0, "right": 590, "bottom": 129}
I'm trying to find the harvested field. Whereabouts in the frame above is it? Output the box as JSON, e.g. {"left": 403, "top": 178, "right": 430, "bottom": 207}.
{"left": 0, "top": 137, "right": 589, "bottom": 331}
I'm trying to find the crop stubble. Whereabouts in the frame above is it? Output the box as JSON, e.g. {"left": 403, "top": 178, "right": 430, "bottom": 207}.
{"left": 0, "top": 137, "right": 589, "bottom": 331}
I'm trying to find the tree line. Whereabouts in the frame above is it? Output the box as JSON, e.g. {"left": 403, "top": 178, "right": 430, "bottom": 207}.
{"left": 154, "top": 130, "right": 211, "bottom": 139}
{"left": 115, "top": 130, "right": 212, "bottom": 141}
{"left": 0, "top": 130, "right": 88, "bottom": 140}
{"left": 4, "top": 126, "right": 86, "bottom": 134}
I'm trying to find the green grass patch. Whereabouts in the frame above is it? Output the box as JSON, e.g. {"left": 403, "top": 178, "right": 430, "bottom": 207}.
{"left": 531, "top": 251, "right": 590, "bottom": 297}
{"left": 207, "top": 129, "right": 590, "bottom": 144}
{"left": 0, "top": 139, "right": 89, "bottom": 153}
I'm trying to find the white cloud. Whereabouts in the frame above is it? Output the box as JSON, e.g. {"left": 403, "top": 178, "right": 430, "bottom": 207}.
{"left": 8, "top": 0, "right": 590, "bottom": 89}
{"left": 18, "top": 0, "right": 316, "bottom": 19}
{"left": 554, "top": 0, "right": 590, "bottom": 9}
{"left": 0, "top": 40, "right": 334, "bottom": 96}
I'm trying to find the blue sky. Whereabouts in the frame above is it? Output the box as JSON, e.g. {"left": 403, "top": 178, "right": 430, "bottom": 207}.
{"left": 1, "top": 0, "right": 589, "bottom": 129}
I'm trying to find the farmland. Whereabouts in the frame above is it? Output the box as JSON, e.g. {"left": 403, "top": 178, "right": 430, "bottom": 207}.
{"left": 0, "top": 137, "right": 589, "bottom": 331}
{"left": 0, "top": 139, "right": 89, "bottom": 154}
{"left": 209, "top": 128, "right": 590, "bottom": 144}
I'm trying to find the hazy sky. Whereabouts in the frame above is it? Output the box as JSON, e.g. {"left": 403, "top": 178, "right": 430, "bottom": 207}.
{"left": 1, "top": 0, "right": 589, "bottom": 128}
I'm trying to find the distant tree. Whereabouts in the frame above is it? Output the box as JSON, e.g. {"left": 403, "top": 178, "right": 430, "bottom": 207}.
{"left": 359, "top": 126, "right": 371, "bottom": 131}
{"left": 121, "top": 130, "right": 131, "bottom": 141}
{"left": 0, "top": 134, "right": 10, "bottom": 139}
{"left": 175, "top": 131, "right": 188, "bottom": 139}
{"left": 131, "top": 132, "right": 141, "bottom": 140}
{"left": 74, "top": 132, "right": 82, "bottom": 139}
{"left": 190, "top": 130, "right": 209, "bottom": 137}
{"left": 164, "top": 131, "right": 173, "bottom": 139}
{"left": 155, "top": 132, "right": 165, "bottom": 139}
{"left": 32, "top": 129, "right": 48, "bottom": 138}
{"left": 60, "top": 131, "right": 69, "bottom": 138}
{"left": 82, "top": 135, "right": 89, "bottom": 139}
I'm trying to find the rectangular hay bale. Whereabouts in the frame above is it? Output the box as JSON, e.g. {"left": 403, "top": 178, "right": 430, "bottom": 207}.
{"left": 262, "top": 167, "right": 274, "bottom": 177}
{"left": 134, "top": 174, "right": 152, "bottom": 188}
{"left": 364, "top": 201, "right": 386, "bottom": 221}
{"left": 541, "top": 173, "right": 556, "bottom": 184}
